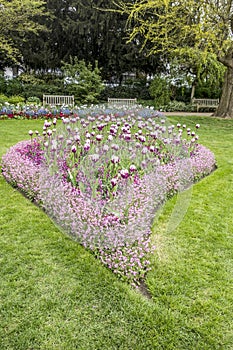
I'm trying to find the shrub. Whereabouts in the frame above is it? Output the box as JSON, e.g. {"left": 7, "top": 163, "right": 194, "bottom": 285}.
{"left": 5, "top": 78, "right": 24, "bottom": 96}
{"left": 61, "top": 57, "right": 104, "bottom": 104}
{"left": 27, "top": 96, "right": 41, "bottom": 104}
{"left": 149, "top": 76, "right": 172, "bottom": 107}
{"left": 100, "top": 83, "right": 151, "bottom": 101}
{"left": 7, "top": 95, "right": 25, "bottom": 104}
{"left": 0, "top": 94, "right": 8, "bottom": 103}
{"left": 162, "top": 100, "right": 195, "bottom": 112}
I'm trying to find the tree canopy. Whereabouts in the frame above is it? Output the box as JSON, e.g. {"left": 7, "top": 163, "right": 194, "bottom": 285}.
{"left": 115, "top": 0, "right": 233, "bottom": 117}
{"left": 0, "top": 0, "right": 48, "bottom": 68}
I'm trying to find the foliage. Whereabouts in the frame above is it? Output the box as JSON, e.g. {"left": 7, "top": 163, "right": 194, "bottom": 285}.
{"left": 100, "top": 80, "right": 151, "bottom": 101}
{"left": 7, "top": 95, "right": 25, "bottom": 104}
{"left": 149, "top": 76, "right": 171, "bottom": 108}
{"left": 26, "top": 96, "right": 41, "bottom": 104}
{"left": 20, "top": 0, "right": 162, "bottom": 81}
{"left": 195, "top": 80, "right": 222, "bottom": 99}
{"left": 61, "top": 58, "right": 104, "bottom": 104}
{"left": 114, "top": 0, "right": 233, "bottom": 117}
{"left": 18, "top": 73, "right": 45, "bottom": 85}
{"left": 0, "top": 0, "right": 48, "bottom": 66}
{"left": 5, "top": 78, "right": 24, "bottom": 97}
{"left": 0, "top": 94, "right": 8, "bottom": 104}
{"left": 160, "top": 100, "right": 195, "bottom": 112}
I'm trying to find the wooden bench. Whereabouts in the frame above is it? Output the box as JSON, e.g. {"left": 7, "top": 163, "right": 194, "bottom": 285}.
{"left": 43, "top": 95, "right": 74, "bottom": 107}
{"left": 108, "top": 98, "right": 137, "bottom": 107}
{"left": 192, "top": 98, "right": 219, "bottom": 112}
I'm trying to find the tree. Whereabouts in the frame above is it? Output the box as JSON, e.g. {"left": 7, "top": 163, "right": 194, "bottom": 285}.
{"left": 149, "top": 76, "right": 171, "bottom": 107}
{"left": 114, "top": 0, "right": 233, "bottom": 118}
{"left": 61, "top": 57, "right": 104, "bottom": 104}
{"left": 0, "top": 0, "right": 48, "bottom": 68}
{"left": 21, "top": 0, "right": 164, "bottom": 82}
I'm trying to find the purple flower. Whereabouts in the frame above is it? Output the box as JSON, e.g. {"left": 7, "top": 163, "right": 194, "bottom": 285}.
{"left": 103, "top": 145, "right": 109, "bottom": 152}
{"left": 124, "top": 133, "right": 131, "bottom": 141}
{"left": 111, "top": 144, "right": 119, "bottom": 151}
{"left": 129, "top": 164, "right": 137, "bottom": 172}
{"left": 120, "top": 169, "right": 129, "bottom": 179}
{"left": 96, "top": 134, "right": 103, "bottom": 141}
{"left": 111, "top": 155, "right": 120, "bottom": 164}
{"left": 84, "top": 143, "right": 90, "bottom": 151}
{"left": 139, "top": 135, "right": 146, "bottom": 143}
{"left": 71, "top": 145, "right": 77, "bottom": 153}
{"left": 90, "top": 154, "right": 100, "bottom": 162}
{"left": 111, "top": 178, "right": 118, "bottom": 187}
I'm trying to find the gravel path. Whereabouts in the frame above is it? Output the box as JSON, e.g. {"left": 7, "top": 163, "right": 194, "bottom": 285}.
{"left": 163, "top": 112, "right": 213, "bottom": 117}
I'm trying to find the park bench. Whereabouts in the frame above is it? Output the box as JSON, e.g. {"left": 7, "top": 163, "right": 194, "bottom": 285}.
{"left": 192, "top": 98, "right": 219, "bottom": 112}
{"left": 108, "top": 98, "right": 137, "bottom": 107}
{"left": 43, "top": 95, "right": 74, "bottom": 107}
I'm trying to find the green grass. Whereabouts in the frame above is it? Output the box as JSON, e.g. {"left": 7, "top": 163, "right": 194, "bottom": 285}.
{"left": 0, "top": 117, "right": 233, "bottom": 349}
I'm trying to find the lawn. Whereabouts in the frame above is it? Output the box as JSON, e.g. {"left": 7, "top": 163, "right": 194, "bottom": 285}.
{"left": 0, "top": 116, "right": 232, "bottom": 349}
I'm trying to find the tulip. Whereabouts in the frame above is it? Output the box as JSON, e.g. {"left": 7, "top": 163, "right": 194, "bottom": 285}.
{"left": 103, "top": 145, "right": 109, "bottom": 152}
{"left": 111, "top": 155, "right": 120, "bottom": 164}
{"left": 129, "top": 164, "right": 137, "bottom": 172}
{"left": 111, "top": 178, "right": 118, "bottom": 187}
{"left": 120, "top": 169, "right": 129, "bottom": 179}
{"left": 139, "top": 135, "right": 146, "bottom": 143}
{"left": 71, "top": 145, "right": 77, "bottom": 153}
{"left": 124, "top": 133, "right": 131, "bottom": 141}
{"left": 84, "top": 143, "right": 90, "bottom": 151}
{"left": 91, "top": 154, "right": 100, "bottom": 162}
{"left": 96, "top": 134, "right": 103, "bottom": 141}
{"left": 111, "top": 144, "right": 119, "bottom": 151}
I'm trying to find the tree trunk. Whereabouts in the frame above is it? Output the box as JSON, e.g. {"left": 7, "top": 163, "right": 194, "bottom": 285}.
{"left": 215, "top": 64, "right": 233, "bottom": 118}
{"left": 190, "top": 80, "right": 196, "bottom": 101}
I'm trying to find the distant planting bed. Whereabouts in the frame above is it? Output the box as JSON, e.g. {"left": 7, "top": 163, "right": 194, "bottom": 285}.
{"left": 1, "top": 106, "right": 216, "bottom": 287}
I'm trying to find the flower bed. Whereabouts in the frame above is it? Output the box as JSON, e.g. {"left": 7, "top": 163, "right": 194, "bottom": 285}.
{"left": 0, "top": 103, "right": 163, "bottom": 120}
{"left": 1, "top": 108, "right": 216, "bottom": 286}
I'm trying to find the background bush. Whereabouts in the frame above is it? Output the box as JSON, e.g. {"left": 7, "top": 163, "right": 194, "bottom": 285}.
{"left": 149, "top": 76, "right": 172, "bottom": 108}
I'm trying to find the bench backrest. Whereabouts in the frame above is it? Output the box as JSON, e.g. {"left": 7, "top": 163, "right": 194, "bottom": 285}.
{"left": 43, "top": 95, "right": 74, "bottom": 107}
{"left": 108, "top": 98, "right": 137, "bottom": 107}
{"left": 192, "top": 98, "right": 219, "bottom": 107}
{"left": 192, "top": 98, "right": 219, "bottom": 112}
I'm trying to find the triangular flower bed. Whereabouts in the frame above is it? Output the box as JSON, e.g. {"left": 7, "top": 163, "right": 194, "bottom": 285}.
{"left": 1, "top": 108, "right": 216, "bottom": 287}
